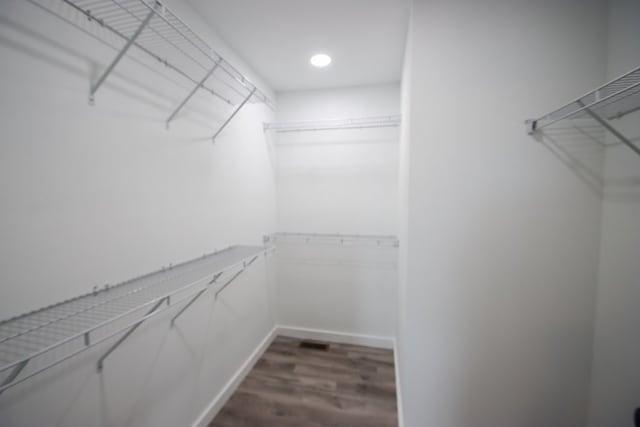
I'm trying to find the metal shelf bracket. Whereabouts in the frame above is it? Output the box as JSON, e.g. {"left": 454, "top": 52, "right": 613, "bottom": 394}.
{"left": 212, "top": 88, "right": 257, "bottom": 141}
{"left": 214, "top": 255, "right": 258, "bottom": 299}
{"left": 170, "top": 271, "right": 223, "bottom": 326}
{"left": 166, "top": 60, "right": 222, "bottom": 128}
{"left": 525, "top": 119, "right": 537, "bottom": 135}
{"left": 97, "top": 296, "right": 168, "bottom": 371}
{"left": 89, "top": 1, "right": 160, "bottom": 105}
{"left": 0, "top": 360, "right": 28, "bottom": 396}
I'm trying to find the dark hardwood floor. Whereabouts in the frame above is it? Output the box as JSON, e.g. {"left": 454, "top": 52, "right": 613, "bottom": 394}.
{"left": 210, "top": 336, "right": 398, "bottom": 427}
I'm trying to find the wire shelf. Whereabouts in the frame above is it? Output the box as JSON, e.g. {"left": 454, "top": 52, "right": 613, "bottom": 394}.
{"left": 265, "top": 232, "right": 400, "bottom": 248}
{"left": 26, "top": 0, "right": 274, "bottom": 137}
{"left": 527, "top": 65, "right": 640, "bottom": 157}
{"left": 530, "top": 66, "right": 640, "bottom": 128}
{"left": 0, "top": 245, "right": 265, "bottom": 394}
{"left": 264, "top": 115, "right": 402, "bottom": 133}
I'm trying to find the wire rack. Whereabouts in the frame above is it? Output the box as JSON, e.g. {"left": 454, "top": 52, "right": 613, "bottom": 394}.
{"left": 267, "top": 233, "right": 398, "bottom": 271}
{"left": 264, "top": 115, "right": 402, "bottom": 133}
{"left": 265, "top": 233, "right": 400, "bottom": 248}
{"left": 527, "top": 65, "right": 640, "bottom": 156}
{"left": 0, "top": 245, "right": 266, "bottom": 394}
{"left": 27, "top": 0, "right": 274, "bottom": 137}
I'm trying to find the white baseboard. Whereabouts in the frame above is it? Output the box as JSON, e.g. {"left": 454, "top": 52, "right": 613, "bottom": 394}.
{"left": 393, "top": 339, "right": 404, "bottom": 427}
{"left": 276, "top": 325, "right": 394, "bottom": 349}
{"left": 191, "top": 326, "right": 278, "bottom": 427}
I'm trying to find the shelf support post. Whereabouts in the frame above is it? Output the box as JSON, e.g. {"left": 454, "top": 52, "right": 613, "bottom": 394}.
{"left": 577, "top": 101, "right": 640, "bottom": 157}
{"left": 89, "top": 3, "right": 159, "bottom": 104}
{"left": 170, "top": 272, "right": 223, "bottom": 326}
{"left": 166, "top": 61, "right": 222, "bottom": 128}
{"left": 214, "top": 256, "right": 258, "bottom": 299}
{"left": 97, "top": 296, "right": 167, "bottom": 371}
{"left": 212, "top": 88, "right": 257, "bottom": 141}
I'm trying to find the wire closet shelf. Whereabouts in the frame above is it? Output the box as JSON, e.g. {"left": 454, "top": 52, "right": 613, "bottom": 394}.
{"left": 526, "top": 64, "right": 640, "bottom": 156}
{"left": 264, "top": 115, "right": 402, "bottom": 133}
{"left": 0, "top": 245, "right": 268, "bottom": 395}
{"left": 30, "top": 0, "right": 274, "bottom": 139}
{"left": 265, "top": 232, "right": 400, "bottom": 248}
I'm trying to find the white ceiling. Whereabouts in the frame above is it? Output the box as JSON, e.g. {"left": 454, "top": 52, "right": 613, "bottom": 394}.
{"left": 187, "top": 0, "right": 411, "bottom": 93}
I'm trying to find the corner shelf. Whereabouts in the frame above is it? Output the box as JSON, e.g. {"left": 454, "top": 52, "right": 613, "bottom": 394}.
{"left": 30, "top": 0, "right": 274, "bottom": 140}
{"left": 0, "top": 245, "right": 268, "bottom": 394}
{"left": 526, "top": 65, "right": 640, "bottom": 157}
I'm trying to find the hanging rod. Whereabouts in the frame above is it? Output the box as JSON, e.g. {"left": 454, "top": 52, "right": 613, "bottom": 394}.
{"left": 526, "top": 64, "right": 640, "bottom": 157}
{"left": 28, "top": 0, "right": 275, "bottom": 139}
{"left": 0, "top": 245, "right": 266, "bottom": 394}
{"left": 264, "top": 115, "right": 402, "bottom": 133}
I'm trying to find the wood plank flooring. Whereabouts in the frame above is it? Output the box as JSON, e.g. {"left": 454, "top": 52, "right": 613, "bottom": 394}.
{"left": 210, "top": 336, "right": 398, "bottom": 427}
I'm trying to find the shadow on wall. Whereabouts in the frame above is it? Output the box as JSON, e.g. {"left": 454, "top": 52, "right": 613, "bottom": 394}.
{"left": 536, "top": 122, "right": 607, "bottom": 196}
{"left": 0, "top": 3, "right": 227, "bottom": 132}
{"left": 536, "top": 121, "right": 640, "bottom": 202}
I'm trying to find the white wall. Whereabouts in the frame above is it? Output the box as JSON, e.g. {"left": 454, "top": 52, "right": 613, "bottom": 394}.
{"left": 398, "top": 1, "right": 607, "bottom": 426}
{"left": 274, "top": 84, "right": 400, "bottom": 235}
{"left": 396, "top": 9, "right": 412, "bottom": 425}
{"left": 272, "top": 236, "right": 397, "bottom": 343}
{"left": 271, "top": 85, "right": 400, "bottom": 342}
{"left": 0, "top": 0, "right": 277, "bottom": 425}
{"left": 588, "top": 1, "right": 640, "bottom": 426}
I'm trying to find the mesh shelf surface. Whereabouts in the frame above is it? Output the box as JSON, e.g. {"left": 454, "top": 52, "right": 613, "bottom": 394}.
{"left": 0, "top": 245, "right": 264, "bottom": 393}
{"left": 531, "top": 65, "right": 640, "bottom": 129}
{"left": 29, "top": 0, "right": 273, "bottom": 107}
{"left": 264, "top": 115, "right": 402, "bottom": 133}
{"left": 266, "top": 232, "right": 400, "bottom": 248}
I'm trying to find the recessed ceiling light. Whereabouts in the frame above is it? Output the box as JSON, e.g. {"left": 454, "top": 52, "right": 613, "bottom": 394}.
{"left": 310, "top": 53, "right": 332, "bottom": 68}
